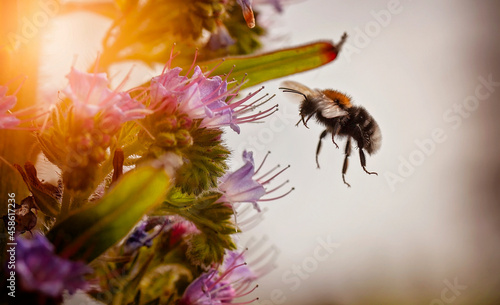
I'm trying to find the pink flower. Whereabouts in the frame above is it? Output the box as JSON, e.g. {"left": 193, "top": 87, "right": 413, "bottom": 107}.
{"left": 178, "top": 250, "right": 258, "bottom": 305}
{"left": 219, "top": 151, "right": 293, "bottom": 211}
{"left": 0, "top": 81, "right": 42, "bottom": 130}
{"left": 222, "top": 251, "right": 258, "bottom": 284}
{"left": 63, "top": 67, "right": 148, "bottom": 129}
{"left": 0, "top": 85, "right": 21, "bottom": 129}
{"left": 150, "top": 64, "right": 277, "bottom": 134}
{"left": 150, "top": 66, "right": 229, "bottom": 118}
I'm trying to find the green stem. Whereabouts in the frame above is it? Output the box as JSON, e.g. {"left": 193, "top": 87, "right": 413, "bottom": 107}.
{"left": 59, "top": 189, "right": 73, "bottom": 220}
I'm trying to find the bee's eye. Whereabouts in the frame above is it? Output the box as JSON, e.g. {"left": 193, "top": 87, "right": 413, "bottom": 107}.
{"left": 334, "top": 99, "right": 340, "bottom": 104}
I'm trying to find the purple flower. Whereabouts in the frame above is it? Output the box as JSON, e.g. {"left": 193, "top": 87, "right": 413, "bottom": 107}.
{"left": 222, "top": 251, "right": 258, "bottom": 284}
{"left": 63, "top": 67, "right": 148, "bottom": 129}
{"left": 177, "top": 273, "right": 215, "bottom": 305}
{"left": 16, "top": 234, "right": 92, "bottom": 298}
{"left": 149, "top": 66, "right": 222, "bottom": 120}
{"left": 207, "top": 24, "right": 235, "bottom": 50}
{"left": 219, "top": 151, "right": 266, "bottom": 211}
{"left": 124, "top": 221, "right": 154, "bottom": 254}
{"left": 219, "top": 151, "right": 293, "bottom": 211}
{"left": 178, "top": 251, "right": 258, "bottom": 305}
{"left": 149, "top": 64, "right": 276, "bottom": 134}
{"left": 0, "top": 83, "right": 41, "bottom": 130}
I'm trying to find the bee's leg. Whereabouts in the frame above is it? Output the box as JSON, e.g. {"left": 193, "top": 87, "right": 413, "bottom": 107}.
{"left": 296, "top": 115, "right": 309, "bottom": 128}
{"left": 331, "top": 121, "right": 341, "bottom": 149}
{"left": 342, "top": 137, "right": 352, "bottom": 187}
{"left": 316, "top": 129, "right": 328, "bottom": 168}
{"left": 304, "top": 113, "right": 315, "bottom": 128}
{"left": 359, "top": 149, "right": 378, "bottom": 176}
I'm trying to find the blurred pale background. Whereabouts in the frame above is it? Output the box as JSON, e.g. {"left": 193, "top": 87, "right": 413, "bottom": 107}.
{"left": 39, "top": 1, "right": 500, "bottom": 304}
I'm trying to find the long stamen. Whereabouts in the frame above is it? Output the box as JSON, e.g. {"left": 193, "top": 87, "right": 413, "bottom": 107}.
{"left": 207, "top": 280, "right": 233, "bottom": 295}
{"left": 237, "top": 93, "right": 274, "bottom": 113}
{"left": 206, "top": 262, "right": 247, "bottom": 291}
{"left": 237, "top": 114, "right": 275, "bottom": 124}
{"left": 12, "top": 105, "right": 44, "bottom": 117}
{"left": 233, "top": 279, "right": 253, "bottom": 294}
{"left": 164, "top": 43, "right": 178, "bottom": 72}
{"left": 226, "top": 184, "right": 265, "bottom": 200}
{"left": 265, "top": 179, "right": 289, "bottom": 195}
{"left": 185, "top": 48, "right": 199, "bottom": 77}
{"left": 212, "top": 88, "right": 254, "bottom": 111}
{"left": 201, "top": 88, "right": 237, "bottom": 108}
{"left": 240, "top": 73, "right": 248, "bottom": 85}
{"left": 6, "top": 75, "right": 27, "bottom": 96}
{"left": 229, "top": 297, "right": 260, "bottom": 305}
{"left": 219, "top": 65, "right": 236, "bottom": 83}
{"left": 260, "top": 165, "right": 290, "bottom": 185}
{"left": 205, "top": 58, "right": 226, "bottom": 77}
{"left": 219, "top": 262, "right": 247, "bottom": 281}
{"left": 259, "top": 187, "right": 295, "bottom": 201}
{"left": 218, "top": 285, "right": 259, "bottom": 301}
{"left": 255, "top": 164, "right": 280, "bottom": 181}
{"left": 229, "top": 86, "right": 263, "bottom": 107}
{"left": 254, "top": 151, "right": 270, "bottom": 175}
{"left": 236, "top": 106, "right": 278, "bottom": 123}
{"left": 40, "top": 104, "right": 57, "bottom": 133}
{"left": 205, "top": 269, "right": 218, "bottom": 285}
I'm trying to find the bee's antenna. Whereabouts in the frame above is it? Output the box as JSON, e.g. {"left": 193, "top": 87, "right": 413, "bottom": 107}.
{"left": 279, "top": 87, "right": 307, "bottom": 99}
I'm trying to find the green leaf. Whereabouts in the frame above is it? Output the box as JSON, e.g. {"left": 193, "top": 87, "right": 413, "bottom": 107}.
{"left": 197, "top": 35, "right": 347, "bottom": 90}
{"left": 46, "top": 165, "right": 170, "bottom": 262}
{"left": 175, "top": 122, "right": 229, "bottom": 195}
{"left": 161, "top": 191, "right": 236, "bottom": 265}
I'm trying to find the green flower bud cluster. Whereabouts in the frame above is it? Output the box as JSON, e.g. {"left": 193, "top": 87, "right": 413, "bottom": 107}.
{"left": 37, "top": 105, "right": 118, "bottom": 193}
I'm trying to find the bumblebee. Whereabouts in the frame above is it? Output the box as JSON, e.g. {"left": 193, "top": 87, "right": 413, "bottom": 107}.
{"left": 280, "top": 81, "right": 381, "bottom": 187}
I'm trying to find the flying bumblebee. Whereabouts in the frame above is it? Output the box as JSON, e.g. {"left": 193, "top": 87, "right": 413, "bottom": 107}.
{"left": 280, "top": 81, "right": 381, "bottom": 187}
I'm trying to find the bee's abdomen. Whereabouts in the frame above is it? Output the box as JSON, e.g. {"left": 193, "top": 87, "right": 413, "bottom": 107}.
{"left": 345, "top": 107, "right": 382, "bottom": 154}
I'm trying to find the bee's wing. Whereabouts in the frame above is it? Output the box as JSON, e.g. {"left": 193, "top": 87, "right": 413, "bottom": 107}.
{"left": 317, "top": 96, "right": 348, "bottom": 118}
{"left": 280, "top": 81, "right": 324, "bottom": 106}
{"left": 280, "top": 80, "right": 348, "bottom": 118}
{"left": 280, "top": 81, "right": 316, "bottom": 96}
